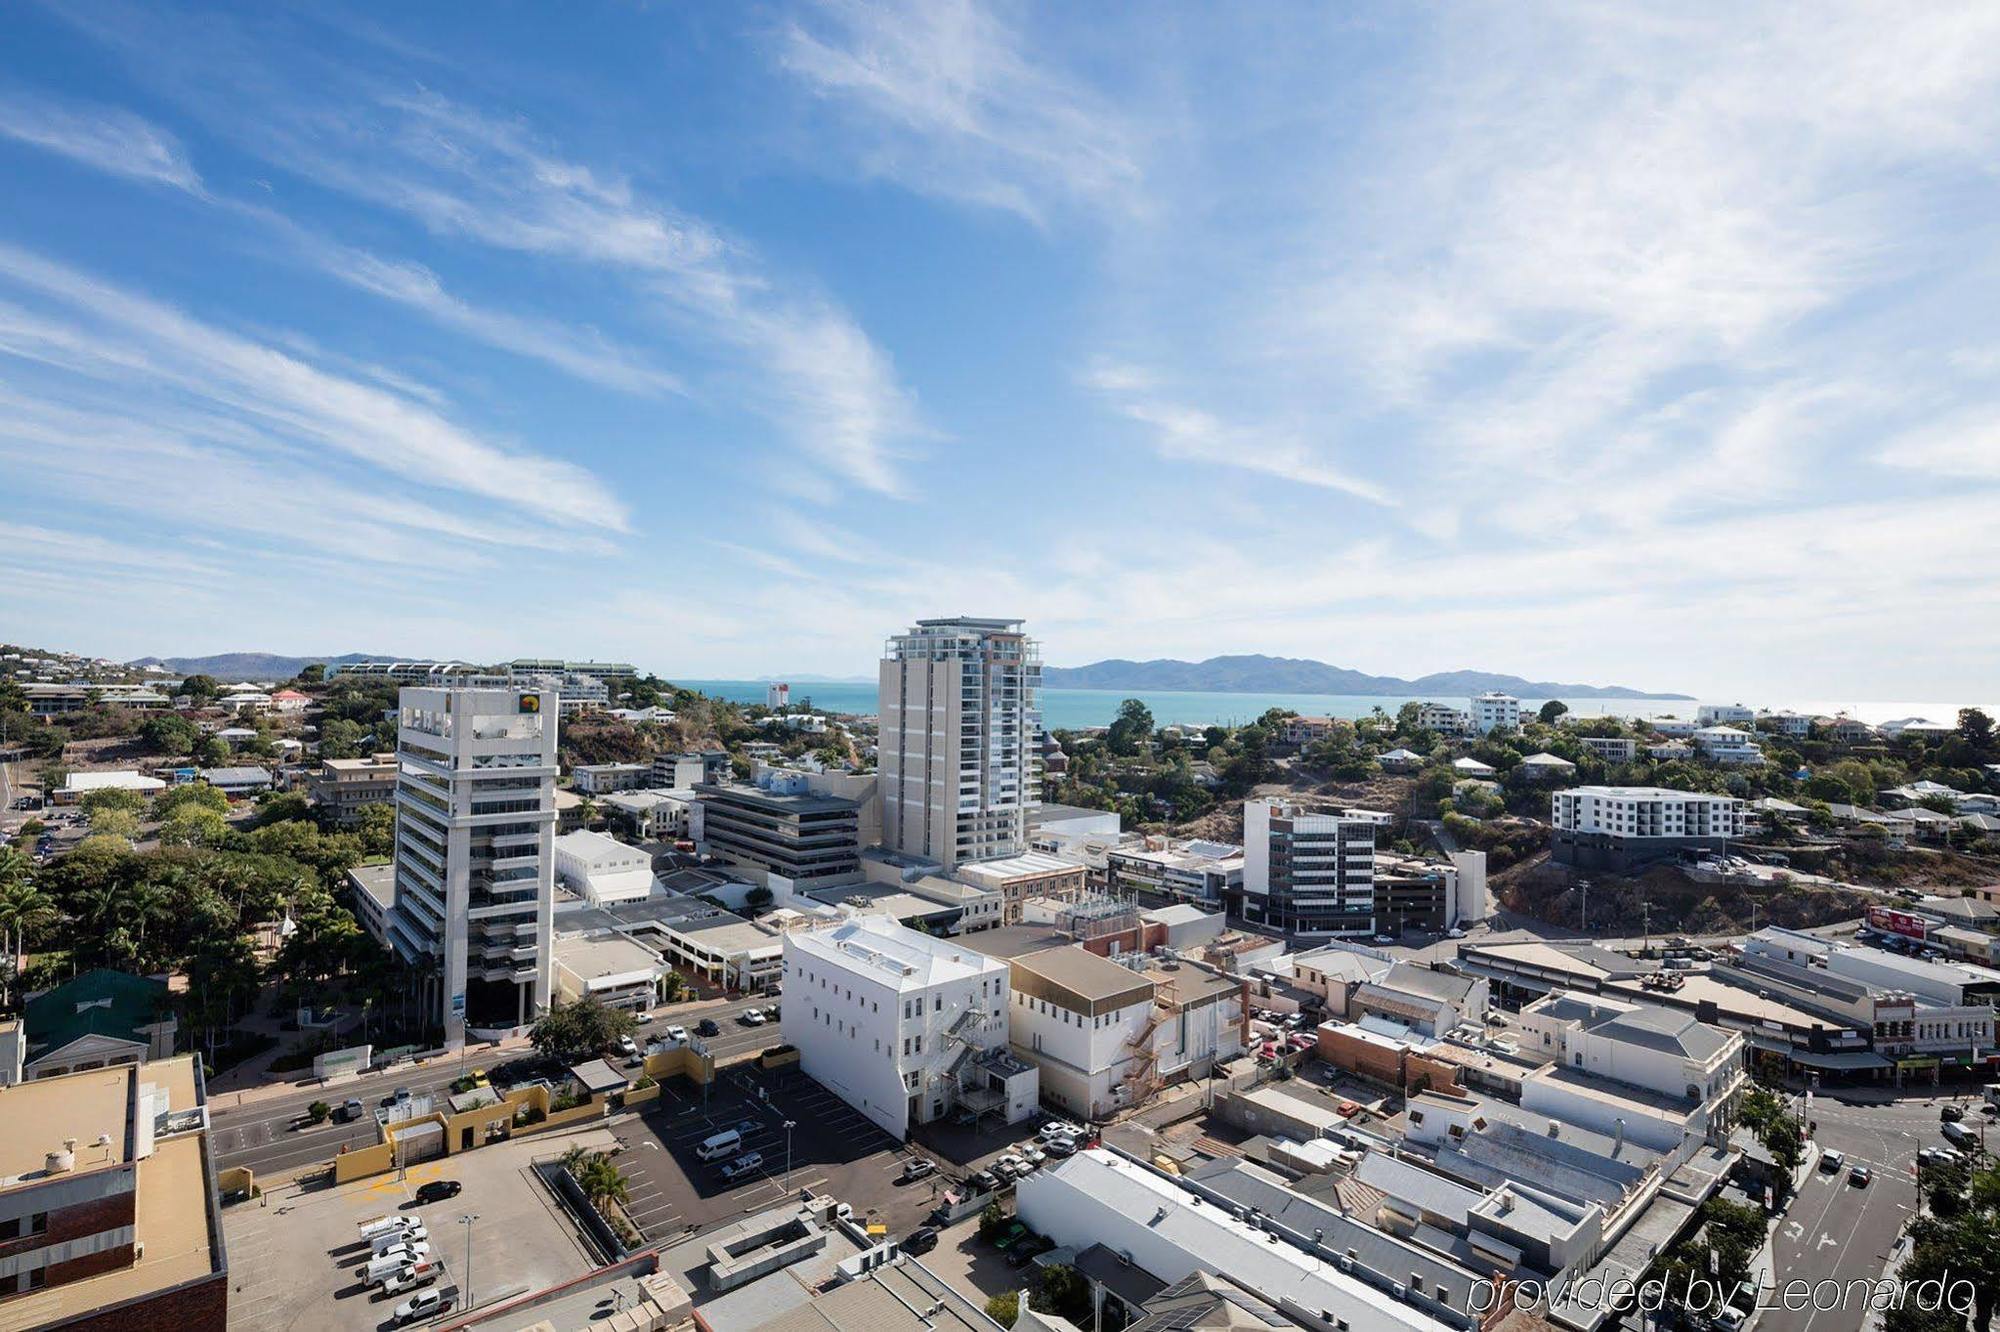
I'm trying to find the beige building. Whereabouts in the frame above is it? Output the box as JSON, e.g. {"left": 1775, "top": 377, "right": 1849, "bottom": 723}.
{"left": 307, "top": 753, "right": 399, "bottom": 826}
{"left": 0, "top": 1056, "right": 227, "bottom": 1328}
{"left": 878, "top": 617, "right": 1041, "bottom": 869}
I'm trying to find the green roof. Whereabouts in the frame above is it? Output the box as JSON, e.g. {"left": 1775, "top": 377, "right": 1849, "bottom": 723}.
{"left": 24, "top": 968, "right": 171, "bottom": 1058}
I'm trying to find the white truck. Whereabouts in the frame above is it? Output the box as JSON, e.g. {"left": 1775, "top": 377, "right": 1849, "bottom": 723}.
{"left": 372, "top": 1222, "right": 428, "bottom": 1254}
{"left": 365, "top": 1244, "right": 434, "bottom": 1285}
{"left": 357, "top": 1214, "right": 420, "bottom": 1243}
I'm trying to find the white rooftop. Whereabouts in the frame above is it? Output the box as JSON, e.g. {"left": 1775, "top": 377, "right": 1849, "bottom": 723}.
{"left": 63, "top": 771, "right": 166, "bottom": 793}
{"left": 787, "top": 915, "right": 1005, "bottom": 990}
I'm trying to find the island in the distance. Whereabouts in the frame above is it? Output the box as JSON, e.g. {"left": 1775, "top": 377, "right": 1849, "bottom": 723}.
{"left": 1040, "top": 653, "right": 1694, "bottom": 700}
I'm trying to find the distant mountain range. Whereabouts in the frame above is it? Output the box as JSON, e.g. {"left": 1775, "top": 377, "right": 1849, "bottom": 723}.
{"left": 128, "top": 651, "right": 390, "bottom": 679}
{"left": 1040, "top": 654, "right": 1693, "bottom": 700}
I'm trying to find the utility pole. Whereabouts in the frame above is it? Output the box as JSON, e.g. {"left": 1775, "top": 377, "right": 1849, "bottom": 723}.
{"left": 784, "top": 1119, "right": 796, "bottom": 1179}
{"left": 1641, "top": 901, "right": 1651, "bottom": 955}
{"left": 459, "top": 1213, "right": 478, "bottom": 1309}
{"left": 1578, "top": 879, "right": 1590, "bottom": 933}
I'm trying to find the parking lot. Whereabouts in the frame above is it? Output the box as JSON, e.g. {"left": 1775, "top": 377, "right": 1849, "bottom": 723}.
{"left": 608, "top": 1065, "right": 940, "bottom": 1245}
{"left": 223, "top": 1124, "right": 606, "bottom": 1330}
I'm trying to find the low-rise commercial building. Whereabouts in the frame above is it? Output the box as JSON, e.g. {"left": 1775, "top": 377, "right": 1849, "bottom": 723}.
{"left": 0, "top": 971, "right": 178, "bottom": 1086}
{"left": 570, "top": 763, "right": 653, "bottom": 795}
{"left": 1105, "top": 838, "right": 1244, "bottom": 909}
{"left": 1514, "top": 992, "right": 1746, "bottom": 1149}
{"left": 553, "top": 932, "right": 667, "bottom": 1012}
{"left": 0, "top": 1056, "right": 227, "bottom": 1328}
{"left": 552, "top": 829, "right": 656, "bottom": 906}
{"left": 307, "top": 754, "right": 398, "bottom": 826}
{"left": 953, "top": 851, "right": 1087, "bottom": 926}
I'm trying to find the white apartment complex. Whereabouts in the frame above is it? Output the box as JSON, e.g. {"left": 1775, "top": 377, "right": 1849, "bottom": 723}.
{"left": 781, "top": 916, "right": 1037, "bottom": 1138}
{"left": 878, "top": 617, "right": 1041, "bottom": 869}
{"left": 1415, "top": 702, "right": 1471, "bottom": 735}
{"left": 1470, "top": 692, "right": 1520, "bottom": 734}
{"left": 1550, "top": 785, "right": 1744, "bottom": 871}
{"left": 1696, "top": 703, "right": 1756, "bottom": 727}
{"left": 388, "top": 685, "right": 560, "bottom": 1048}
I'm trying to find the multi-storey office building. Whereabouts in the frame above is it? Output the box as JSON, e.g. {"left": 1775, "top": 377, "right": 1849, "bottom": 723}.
{"left": 1549, "top": 786, "right": 1744, "bottom": 871}
{"left": 781, "top": 917, "right": 1036, "bottom": 1138}
{"left": 878, "top": 617, "right": 1041, "bottom": 870}
{"left": 692, "top": 780, "right": 863, "bottom": 889}
{"left": 388, "top": 686, "right": 559, "bottom": 1048}
{"left": 1241, "top": 799, "right": 1378, "bottom": 938}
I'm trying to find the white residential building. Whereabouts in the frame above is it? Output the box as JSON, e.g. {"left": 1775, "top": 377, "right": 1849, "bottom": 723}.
{"left": 781, "top": 916, "right": 1037, "bottom": 1138}
{"left": 1242, "top": 799, "right": 1377, "bottom": 938}
{"left": 1470, "top": 692, "right": 1520, "bottom": 735}
{"left": 388, "top": 685, "right": 559, "bottom": 1048}
{"left": 1758, "top": 710, "right": 1813, "bottom": 738}
{"left": 1578, "top": 736, "right": 1637, "bottom": 763}
{"left": 766, "top": 682, "right": 790, "bottom": 709}
{"left": 878, "top": 617, "right": 1041, "bottom": 869}
{"left": 1696, "top": 704, "right": 1756, "bottom": 727}
{"left": 553, "top": 829, "right": 656, "bottom": 905}
{"left": 1691, "top": 725, "right": 1765, "bottom": 765}
{"left": 1550, "top": 785, "right": 1744, "bottom": 871}
{"left": 1415, "top": 702, "right": 1471, "bottom": 735}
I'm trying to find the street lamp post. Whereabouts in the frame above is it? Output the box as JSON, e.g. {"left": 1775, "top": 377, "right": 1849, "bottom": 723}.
{"left": 459, "top": 1213, "right": 478, "bottom": 1309}
{"left": 784, "top": 1120, "right": 796, "bottom": 1178}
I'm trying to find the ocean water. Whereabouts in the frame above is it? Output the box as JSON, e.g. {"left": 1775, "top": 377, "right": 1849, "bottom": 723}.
{"left": 674, "top": 681, "right": 1984, "bottom": 732}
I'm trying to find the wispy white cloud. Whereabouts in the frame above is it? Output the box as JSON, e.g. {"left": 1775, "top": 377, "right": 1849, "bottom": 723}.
{"left": 257, "top": 89, "right": 923, "bottom": 495}
{"left": 1082, "top": 361, "right": 1393, "bottom": 505}
{"left": 772, "top": 0, "right": 1144, "bottom": 225}
{"left": 0, "top": 88, "right": 202, "bottom": 192}
{"left": 0, "top": 242, "right": 629, "bottom": 531}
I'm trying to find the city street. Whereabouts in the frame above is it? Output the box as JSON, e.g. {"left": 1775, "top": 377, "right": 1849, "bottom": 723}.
{"left": 207, "top": 990, "right": 779, "bottom": 1179}
{"left": 1754, "top": 1090, "right": 1968, "bottom": 1332}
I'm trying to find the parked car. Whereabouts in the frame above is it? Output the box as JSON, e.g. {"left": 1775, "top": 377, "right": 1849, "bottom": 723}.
{"left": 1008, "top": 1236, "right": 1056, "bottom": 1268}
{"left": 1039, "top": 1120, "right": 1084, "bottom": 1143}
{"left": 1942, "top": 1104, "right": 1965, "bottom": 1122}
{"left": 414, "top": 1179, "right": 462, "bottom": 1204}
{"left": 696, "top": 1018, "right": 721, "bottom": 1037}
{"left": 379, "top": 1263, "right": 440, "bottom": 1297}
{"left": 666, "top": 1025, "right": 688, "bottom": 1043}
{"left": 1042, "top": 1136, "right": 1078, "bottom": 1158}
{"left": 989, "top": 1220, "right": 1032, "bottom": 1251}
{"left": 741, "top": 1009, "right": 768, "bottom": 1026}
{"left": 1820, "top": 1149, "right": 1845, "bottom": 1172}
{"left": 1446, "top": 927, "right": 1467, "bottom": 939}
{"left": 904, "top": 1225, "right": 939, "bottom": 1255}
{"left": 718, "top": 1152, "right": 765, "bottom": 1183}
{"left": 900, "top": 1158, "right": 938, "bottom": 1183}
{"left": 616, "top": 1035, "right": 638, "bottom": 1056}
{"left": 394, "top": 1288, "right": 453, "bottom": 1324}
{"left": 966, "top": 1170, "right": 1002, "bottom": 1193}
{"left": 633, "top": 1011, "right": 653, "bottom": 1024}
{"left": 372, "top": 1222, "right": 428, "bottom": 1253}
{"left": 1372, "top": 934, "right": 1395, "bottom": 945}
{"left": 338, "top": 1098, "right": 366, "bottom": 1123}
{"left": 1018, "top": 1144, "right": 1046, "bottom": 1166}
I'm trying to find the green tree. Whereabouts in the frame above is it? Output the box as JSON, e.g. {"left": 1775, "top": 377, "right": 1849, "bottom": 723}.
{"left": 307, "top": 1100, "right": 331, "bottom": 1123}
{"left": 87, "top": 807, "right": 142, "bottom": 841}
{"left": 156, "top": 783, "right": 230, "bottom": 820}
{"left": 79, "top": 788, "right": 149, "bottom": 820}
{"left": 195, "top": 736, "right": 230, "bottom": 767}
{"left": 295, "top": 664, "right": 327, "bottom": 685}
{"left": 744, "top": 885, "right": 774, "bottom": 913}
{"left": 1960, "top": 708, "right": 1996, "bottom": 752}
{"left": 140, "top": 714, "right": 201, "bottom": 755}
{"left": 1032, "top": 1264, "right": 1090, "bottom": 1319}
{"left": 529, "top": 996, "right": 635, "bottom": 1060}
{"left": 985, "top": 1294, "right": 1019, "bottom": 1328}
{"left": 1538, "top": 700, "right": 1570, "bottom": 725}
{"left": 0, "top": 855, "right": 58, "bottom": 1006}
{"left": 354, "top": 802, "right": 396, "bottom": 857}
{"left": 159, "top": 807, "right": 229, "bottom": 849}
{"left": 1106, "top": 699, "right": 1155, "bottom": 756}
{"left": 176, "top": 675, "right": 220, "bottom": 704}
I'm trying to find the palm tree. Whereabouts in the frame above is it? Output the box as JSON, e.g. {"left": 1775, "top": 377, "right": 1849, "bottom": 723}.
{"left": 578, "top": 1154, "right": 629, "bottom": 1216}
{"left": 0, "top": 865, "right": 58, "bottom": 1007}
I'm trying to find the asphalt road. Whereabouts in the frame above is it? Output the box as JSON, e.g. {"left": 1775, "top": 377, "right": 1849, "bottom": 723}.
{"left": 1753, "top": 1090, "right": 1967, "bottom": 1332}
{"left": 208, "top": 992, "right": 781, "bottom": 1179}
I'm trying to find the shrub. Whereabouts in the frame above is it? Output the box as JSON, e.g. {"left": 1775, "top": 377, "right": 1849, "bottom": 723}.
{"left": 985, "top": 1293, "right": 1019, "bottom": 1328}
{"left": 306, "top": 1100, "right": 331, "bottom": 1124}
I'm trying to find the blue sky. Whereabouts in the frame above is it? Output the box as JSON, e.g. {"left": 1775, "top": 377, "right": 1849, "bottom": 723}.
{"left": 3, "top": 3, "right": 2000, "bottom": 701}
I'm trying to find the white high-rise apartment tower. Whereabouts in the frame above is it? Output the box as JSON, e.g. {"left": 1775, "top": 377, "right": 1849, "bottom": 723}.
{"left": 387, "top": 685, "right": 559, "bottom": 1048}
{"left": 879, "top": 617, "right": 1041, "bottom": 869}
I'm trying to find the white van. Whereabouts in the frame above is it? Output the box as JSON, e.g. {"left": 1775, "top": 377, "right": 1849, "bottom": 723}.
{"left": 697, "top": 1129, "right": 743, "bottom": 1161}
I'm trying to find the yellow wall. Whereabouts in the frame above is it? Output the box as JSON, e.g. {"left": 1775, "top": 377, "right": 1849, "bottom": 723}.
{"left": 333, "top": 1140, "right": 396, "bottom": 1184}
{"left": 756, "top": 1048, "right": 799, "bottom": 1070}
{"left": 216, "top": 1165, "right": 255, "bottom": 1196}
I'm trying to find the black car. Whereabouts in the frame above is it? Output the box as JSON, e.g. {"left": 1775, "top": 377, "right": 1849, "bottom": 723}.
{"left": 414, "top": 1179, "right": 462, "bottom": 1204}
{"left": 696, "top": 1019, "right": 722, "bottom": 1037}
{"left": 903, "top": 1226, "right": 939, "bottom": 1255}
{"left": 1943, "top": 1105, "right": 1965, "bottom": 1123}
